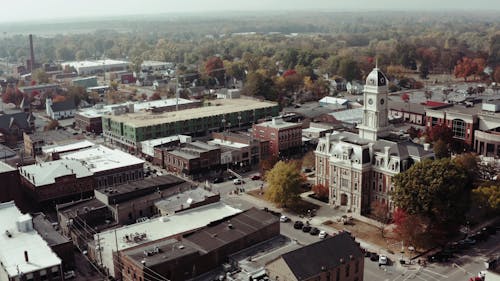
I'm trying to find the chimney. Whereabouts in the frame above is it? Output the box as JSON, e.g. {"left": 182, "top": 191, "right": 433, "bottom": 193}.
{"left": 24, "top": 251, "right": 29, "bottom": 263}
{"left": 29, "top": 34, "right": 35, "bottom": 72}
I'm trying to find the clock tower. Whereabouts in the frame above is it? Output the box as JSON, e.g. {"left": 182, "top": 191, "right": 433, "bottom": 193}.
{"left": 358, "top": 67, "right": 391, "bottom": 141}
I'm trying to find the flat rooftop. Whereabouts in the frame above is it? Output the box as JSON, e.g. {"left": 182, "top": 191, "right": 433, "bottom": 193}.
{"left": 0, "top": 201, "right": 61, "bottom": 277}
{"left": 96, "top": 175, "right": 188, "bottom": 204}
{"left": 256, "top": 118, "right": 301, "bottom": 130}
{"left": 208, "top": 139, "right": 249, "bottom": 149}
{"left": 123, "top": 239, "right": 200, "bottom": 268}
{"left": 140, "top": 135, "right": 191, "bottom": 147}
{"left": 97, "top": 202, "right": 241, "bottom": 277}
{"left": 32, "top": 214, "right": 70, "bottom": 246}
{"left": 77, "top": 98, "right": 195, "bottom": 118}
{"left": 154, "top": 187, "right": 218, "bottom": 214}
{"left": 105, "top": 98, "right": 278, "bottom": 127}
{"left": 62, "top": 59, "right": 129, "bottom": 68}
{"left": 42, "top": 140, "right": 95, "bottom": 155}
{"left": 184, "top": 208, "right": 278, "bottom": 252}
{"left": 60, "top": 145, "right": 144, "bottom": 173}
{"left": 19, "top": 159, "right": 93, "bottom": 187}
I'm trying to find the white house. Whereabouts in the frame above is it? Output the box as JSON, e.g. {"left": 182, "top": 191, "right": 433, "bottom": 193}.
{"left": 46, "top": 98, "right": 76, "bottom": 120}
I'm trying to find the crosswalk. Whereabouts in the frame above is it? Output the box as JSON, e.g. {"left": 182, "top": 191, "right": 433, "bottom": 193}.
{"left": 390, "top": 266, "right": 450, "bottom": 281}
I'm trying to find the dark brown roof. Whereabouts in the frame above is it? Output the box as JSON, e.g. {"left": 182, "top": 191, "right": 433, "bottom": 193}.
{"left": 184, "top": 208, "right": 278, "bottom": 252}
{"left": 281, "top": 232, "right": 363, "bottom": 280}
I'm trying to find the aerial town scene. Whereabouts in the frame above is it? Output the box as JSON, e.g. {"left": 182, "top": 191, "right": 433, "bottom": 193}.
{"left": 0, "top": 1, "right": 499, "bottom": 281}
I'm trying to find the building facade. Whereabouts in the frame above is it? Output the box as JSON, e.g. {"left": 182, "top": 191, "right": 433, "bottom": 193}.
{"left": 102, "top": 99, "right": 279, "bottom": 151}
{"left": 266, "top": 232, "right": 364, "bottom": 281}
{"left": 252, "top": 117, "right": 302, "bottom": 158}
{"left": 315, "top": 68, "right": 433, "bottom": 217}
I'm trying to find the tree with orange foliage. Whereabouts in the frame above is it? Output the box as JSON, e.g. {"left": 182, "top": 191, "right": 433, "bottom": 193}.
{"left": 312, "top": 184, "right": 328, "bottom": 200}
{"left": 51, "top": 95, "right": 66, "bottom": 103}
{"left": 205, "top": 56, "right": 225, "bottom": 86}
{"left": 454, "top": 57, "right": 486, "bottom": 81}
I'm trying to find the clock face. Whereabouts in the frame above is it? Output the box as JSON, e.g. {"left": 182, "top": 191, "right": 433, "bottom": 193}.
{"left": 368, "top": 98, "right": 373, "bottom": 105}
{"left": 380, "top": 98, "right": 385, "bottom": 105}
{"left": 379, "top": 77, "right": 386, "bottom": 85}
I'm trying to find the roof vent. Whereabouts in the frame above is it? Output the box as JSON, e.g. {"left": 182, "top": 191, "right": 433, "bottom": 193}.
{"left": 227, "top": 223, "right": 234, "bottom": 229}
{"left": 178, "top": 245, "right": 185, "bottom": 250}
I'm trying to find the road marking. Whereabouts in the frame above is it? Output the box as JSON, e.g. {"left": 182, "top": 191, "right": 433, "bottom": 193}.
{"left": 421, "top": 268, "right": 449, "bottom": 279}
{"left": 418, "top": 270, "right": 443, "bottom": 281}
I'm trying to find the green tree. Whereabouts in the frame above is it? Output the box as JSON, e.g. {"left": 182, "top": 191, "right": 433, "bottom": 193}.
{"left": 242, "top": 71, "right": 276, "bottom": 100}
{"left": 337, "top": 57, "right": 361, "bottom": 82}
{"left": 472, "top": 185, "right": 500, "bottom": 212}
{"left": 392, "top": 158, "right": 471, "bottom": 243}
{"left": 265, "top": 161, "right": 305, "bottom": 208}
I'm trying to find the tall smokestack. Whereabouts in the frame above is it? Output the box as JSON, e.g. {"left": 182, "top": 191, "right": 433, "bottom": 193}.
{"left": 29, "top": 34, "right": 35, "bottom": 72}
{"left": 24, "top": 251, "right": 29, "bottom": 263}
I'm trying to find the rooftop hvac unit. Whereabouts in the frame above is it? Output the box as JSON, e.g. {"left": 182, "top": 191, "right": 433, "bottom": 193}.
{"left": 16, "top": 214, "right": 33, "bottom": 232}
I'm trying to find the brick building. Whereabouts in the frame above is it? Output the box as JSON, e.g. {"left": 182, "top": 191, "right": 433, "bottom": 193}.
{"left": 160, "top": 141, "right": 221, "bottom": 178}
{"left": 19, "top": 159, "right": 95, "bottom": 206}
{"left": 253, "top": 117, "right": 302, "bottom": 158}
{"left": 117, "top": 208, "right": 279, "bottom": 281}
{"left": 0, "top": 162, "right": 20, "bottom": 204}
{"left": 266, "top": 232, "right": 364, "bottom": 281}
{"left": 211, "top": 131, "right": 266, "bottom": 165}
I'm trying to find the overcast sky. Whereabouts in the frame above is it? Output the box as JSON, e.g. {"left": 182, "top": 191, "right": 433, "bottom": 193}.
{"left": 2, "top": 0, "right": 499, "bottom": 23}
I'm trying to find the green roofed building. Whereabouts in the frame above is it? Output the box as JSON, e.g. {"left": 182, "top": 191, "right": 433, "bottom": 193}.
{"left": 102, "top": 98, "right": 279, "bottom": 151}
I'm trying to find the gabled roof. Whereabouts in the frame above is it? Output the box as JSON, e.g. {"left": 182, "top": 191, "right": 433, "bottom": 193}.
{"left": 51, "top": 98, "right": 76, "bottom": 112}
{"left": 281, "top": 232, "right": 363, "bottom": 280}
{"left": 0, "top": 112, "right": 31, "bottom": 131}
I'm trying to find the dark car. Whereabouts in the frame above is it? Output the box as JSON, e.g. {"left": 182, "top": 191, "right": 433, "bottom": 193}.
{"left": 293, "top": 221, "right": 304, "bottom": 229}
{"left": 364, "top": 250, "right": 372, "bottom": 258}
{"left": 302, "top": 225, "right": 312, "bottom": 233}
{"left": 228, "top": 174, "right": 237, "bottom": 180}
{"left": 309, "top": 227, "right": 320, "bottom": 235}
{"left": 251, "top": 174, "right": 261, "bottom": 180}
{"left": 370, "top": 253, "right": 379, "bottom": 262}
{"left": 212, "top": 177, "right": 224, "bottom": 183}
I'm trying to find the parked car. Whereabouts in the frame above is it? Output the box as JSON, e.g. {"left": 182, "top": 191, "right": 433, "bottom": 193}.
{"left": 228, "top": 174, "right": 237, "bottom": 180}
{"left": 293, "top": 221, "right": 304, "bottom": 229}
{"left": 251, "top": 174, "right": 261, "bottom": 180}
{"left": 233, "top": 178, "right": 243, "bottom": 185}
{"left": 280, "top": 215, "right": 290, "bottom": 223}
{"left": 370, "top": 253, "right": 379, "bottom": 262}
{"left": 379, "top": 255, "right": 388, "bottom": 265}
{"left": 459, "top": 237, "right": 476, "bottom": 246}
{"left": 302, "top": 225, "right": 312, "bottom": 233}
{"left": 309, "top": 227, "right": 320, "bottom": 235}
{"left": 427, "top": 251, "right": 453, "bottom": 263}
{"left": 318, "top": 230, "right": 328, "bottom": 239}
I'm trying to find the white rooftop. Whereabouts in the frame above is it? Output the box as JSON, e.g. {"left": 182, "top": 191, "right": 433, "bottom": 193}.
{"left": 0, "top": 201, "right": 61, "bottom": 277}
{"left": 42, "top": 140, "right": 95, "bottom": 155}
{"left": 60, "top": 145, "right": 144, "bottom": 173}
{"left": 140, "top": 135, "right": 192, "bottom": 157}
{"left": 319, "top": 96, "right": 349, "bottom": 105}
{"left": 19, "top": 159, "right": 93, "bottom": 187}
{"left": 256, "top": 117, "right": 301, "bottom": 130}
{"left": 0, "top": 161, "right": 15, "bottom": 173}
{"left": 133, "top": 98, "right": 194, "bottom": 111}
{"left": 303, "top": 127, "right": 329, "bottom": 134}
{"left": 77, "top": 98, "right": 195, "bottom": 118}
{"left": 329, "top": 108, "right": 364, "bottom": 125}
{"left": 97, "top": 202, "right": 241, "bottom": 277}
{"left": 208, "top": 138, "right": 249, "bottom": 149}
{"left": 61, "top": 59, "right": 129, "bottom": 68}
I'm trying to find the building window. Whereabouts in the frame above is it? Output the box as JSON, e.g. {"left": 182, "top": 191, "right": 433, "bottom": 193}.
{"left": 355, "top": 261, "right": 359, "bottom": 273}
{"left": 336, "top": 268, "right": 340, "bottom": 281}
{"left": 346, "top": 264, "right": 350, "bottom": 277}
{"left": 452, "top": 119, "right": 466, "bottom": 139}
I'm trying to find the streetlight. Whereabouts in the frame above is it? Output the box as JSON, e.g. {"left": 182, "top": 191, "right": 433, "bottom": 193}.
{"left": 221, "top": 118, "right": 226, "bottom": 131}
{"left": 238, "top": 115, "right": 242, "bottom": 128}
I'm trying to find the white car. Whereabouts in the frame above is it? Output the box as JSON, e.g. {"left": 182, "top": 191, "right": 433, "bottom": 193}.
{"left": 233, "top": 178, "right": 243, "bottom": 185}
{"left": 279, "top": 215, "right": 290, "bottom": 222}
{"left": 379, "top": 255, "right": 388, "bottom": 265}
{"left": 318, "top": 230, "right": 327, "bottom": 239}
